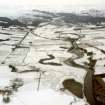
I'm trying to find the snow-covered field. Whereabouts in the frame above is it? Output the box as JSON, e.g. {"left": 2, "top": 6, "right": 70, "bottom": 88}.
{"left": 0, "top": 24, "right": 105, "bottom": 105}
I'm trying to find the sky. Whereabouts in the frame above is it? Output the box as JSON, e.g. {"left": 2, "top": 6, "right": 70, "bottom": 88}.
{"left": 0, "top": 0, "right": 105, "bottom": 6}
{"left": 0, "top": 0, "right": 105, "bottom": 16}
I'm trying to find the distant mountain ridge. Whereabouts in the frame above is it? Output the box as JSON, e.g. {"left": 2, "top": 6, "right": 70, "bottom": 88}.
{"left": 0, "top": 17, "right": 24, "bottom": 27}
{"left": 0, "top": 9, "right": 105, "bottom": 27}
{"left": 59, "top": 12, "right": 105, "bottom": 24}
{"left": 18, "top": 9, "right": 105, "bottom": 26}
{"left": 17, "top": 9, "right": 59, "bottom": 26}
{"left": 80, "top": 9, "right": 105, "bottom": 17}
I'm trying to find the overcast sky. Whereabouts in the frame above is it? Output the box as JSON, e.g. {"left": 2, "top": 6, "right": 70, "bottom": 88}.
{"left": 0, "top": 0, "right": 105, "bottom": 16}
{"left": 0, "top": 0, "right": 105, "bottom": 6}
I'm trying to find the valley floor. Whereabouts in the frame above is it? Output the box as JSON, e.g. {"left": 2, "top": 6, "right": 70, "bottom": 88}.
{"left": 0, "top": 24, "right": 105, "bottom": 105}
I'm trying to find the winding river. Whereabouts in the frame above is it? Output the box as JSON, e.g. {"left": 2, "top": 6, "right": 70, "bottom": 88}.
{"left": 63, "top": 34, "right": 97, "bottom": 105}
